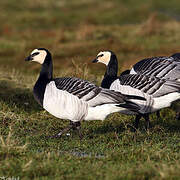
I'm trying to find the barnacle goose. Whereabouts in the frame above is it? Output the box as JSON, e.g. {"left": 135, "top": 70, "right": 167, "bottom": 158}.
{"left": 25, "top": 48, "right": 145, "bottom": 137}
{"left": 127, "top": 53, "right": 180, "bottom": 120}
{"left": 92, "top": 51, "right": 180, "bottom": 128}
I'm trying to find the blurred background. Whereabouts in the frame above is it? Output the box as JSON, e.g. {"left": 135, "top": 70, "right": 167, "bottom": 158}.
{"left": 1, "top": 0, "right": 180, "bottom": 81}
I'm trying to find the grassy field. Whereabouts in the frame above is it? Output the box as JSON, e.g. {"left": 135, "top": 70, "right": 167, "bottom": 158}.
{"left": 0, "top": 0, "right": 180, "bottom": 179}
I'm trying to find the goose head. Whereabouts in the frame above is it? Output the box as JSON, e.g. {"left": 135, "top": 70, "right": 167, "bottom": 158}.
{"left": 92, "top": 50, "right": 118, "bottom": 78}
{"left": 25, "top": 48, "right": 51, "bottom": 65}
{"left": 92, "top": 51, "right": 112, "bottom": 66}
{"left": 92, "top": 50, "right": 118, "bottom": 67}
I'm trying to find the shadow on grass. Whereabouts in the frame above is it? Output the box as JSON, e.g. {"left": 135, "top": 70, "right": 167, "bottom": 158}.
{"left": 155, "top": 118, "right": 180, "bottom": 133}
{"left": 0, "top": 80, "right": 41, "bottom": 114}
{"left": 90, "top": 114, "right": 180, "bottom": 136}
{"left": 90, "top": 123, "right": 126, "bottom": 135}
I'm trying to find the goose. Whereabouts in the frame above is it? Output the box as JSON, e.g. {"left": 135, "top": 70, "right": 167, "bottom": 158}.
{"left": 92, "top": 51, "right": 180, "bottom": 128}
{"left": 25, "top": 48, "right": 145, "bottom": 138}
{"left": 123, "top": 53, "right": 180, "bottom": 120}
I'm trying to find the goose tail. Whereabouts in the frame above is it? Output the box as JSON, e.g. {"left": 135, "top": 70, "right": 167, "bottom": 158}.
{"left": 116, "top": 100, "right": 141, "bottom": 112}
{"left": 124, "top": 94, "right": 146, "bottom": 101}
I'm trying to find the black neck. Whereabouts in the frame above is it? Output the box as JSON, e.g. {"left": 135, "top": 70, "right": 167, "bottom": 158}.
{"left": 101, "top": 53, "right": 118, "bottom": 89}
{"left": 39, "top": 60, "right": 53, "bottom": 81}
{"left": 33, "top": 55, "right": 53, "bottom": 106}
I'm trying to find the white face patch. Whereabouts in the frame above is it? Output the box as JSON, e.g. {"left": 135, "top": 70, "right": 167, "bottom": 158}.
{"left": 96, "top": 51, "right": 111, "bottom": 66}
{"left": 31, "top": 49, "right": 47, "bottom": 64}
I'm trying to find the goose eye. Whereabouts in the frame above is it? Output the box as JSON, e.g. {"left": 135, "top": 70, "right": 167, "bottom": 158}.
{"left": 32, "top": 52, "right": 40, "bottom": 57}
{"left": 97, "top": 54, "right": 104, "bottom": 58}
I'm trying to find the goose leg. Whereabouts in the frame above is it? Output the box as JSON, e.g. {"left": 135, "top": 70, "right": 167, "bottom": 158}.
{"left": 156, "top": 111, "right": 161, "bottom": 119}
{"left": 134, "top": 114, "right": 142, "bottom": 130}
{"left": 176, "top": 112, "right": 180, "bottom": 120}
{"left": 50, "top": 121, "right": 82, "bottom": 138}
{"left": 71, "top": 121, "right": 83, "bottom": 139}
{"left": 143, "top": 113, "right": 150, "bottom": 130}
{"left": 133, "top": 114, "right": 150, "bottom": 131}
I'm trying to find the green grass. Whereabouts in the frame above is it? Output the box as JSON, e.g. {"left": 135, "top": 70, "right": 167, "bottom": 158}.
{"left": 0, "top": 0, "right": 180, "bottom": 179}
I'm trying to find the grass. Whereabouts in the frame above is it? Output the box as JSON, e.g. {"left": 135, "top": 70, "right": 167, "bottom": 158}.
{"left": 0, "top": 0, "right": 180, "bottom": 179}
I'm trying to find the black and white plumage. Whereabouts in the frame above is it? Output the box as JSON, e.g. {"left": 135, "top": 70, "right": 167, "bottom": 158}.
{"left": 130, "top": 53, "right": 180, "bottom": 81}
{"left": 25, "top": 48, "right": 144, "bottom": 137}
{"left": 92, "top": 51, "right": 180, "bottom": 128}
{"left": 128, "top": 53, "right": 180, "bottom": 120}
{"left": 118, "top": 74, "right": 180, "bottom": 98}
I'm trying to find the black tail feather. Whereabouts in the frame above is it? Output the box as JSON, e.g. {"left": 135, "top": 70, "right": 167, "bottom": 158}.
{"left": 116, "top": 100, "right": 141, "bottom": 112}
{"left": 124, "top": 94, "right": 146, "bottom": 101}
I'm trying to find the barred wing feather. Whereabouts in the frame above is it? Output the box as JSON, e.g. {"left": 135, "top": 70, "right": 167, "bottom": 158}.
{"left": 54, "top": 77, "right": 144, "bottom": 108}
{"left": 54, "top": 77, "right": 125, "bottom": 106}
{"left": 132, "top": 57, "right": 180, "bottom": 80}
{"left": 119, "top": 74, "right": 180, "bottom": 97}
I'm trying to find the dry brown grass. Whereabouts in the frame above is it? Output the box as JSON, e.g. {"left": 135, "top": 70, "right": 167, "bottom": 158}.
{"left": 136, "top": 13, "right": 163, "bottom": 36}
{"left": 76, "top": 24, "right": 96, "bottom": 41}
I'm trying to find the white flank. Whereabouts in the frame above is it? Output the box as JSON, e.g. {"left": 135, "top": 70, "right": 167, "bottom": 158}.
{"left": 85, "top": 104, "right": 135, "bottom": 121}
{"left": 152, "top": 92, "right": 180, "bottom": 112}
{"left": 43, "top": 81, "right": 88, "bottom": 122}
{"left": 43, "top": 81, "right": 138, "bottom": 122}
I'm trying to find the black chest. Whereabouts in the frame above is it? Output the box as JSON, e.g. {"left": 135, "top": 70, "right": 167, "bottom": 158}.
{"left": 101, "top": 76, "right": 117, "bottom": 89}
